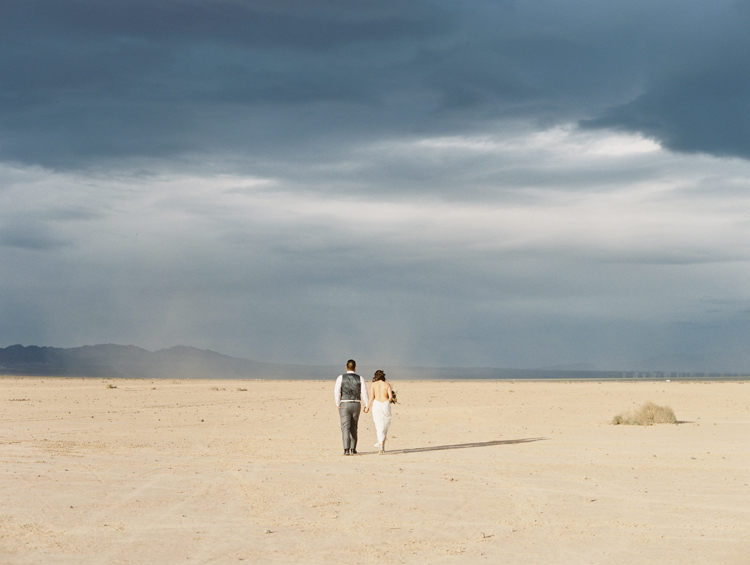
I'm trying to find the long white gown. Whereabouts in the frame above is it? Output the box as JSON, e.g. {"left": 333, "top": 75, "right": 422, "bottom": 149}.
{"left": 371, "top": 399, "right": 392, "bottom": 445}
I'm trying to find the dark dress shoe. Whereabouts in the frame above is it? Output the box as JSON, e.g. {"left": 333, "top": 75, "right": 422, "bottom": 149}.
{"left": 351, "top": 449, "right": 357, "bottom": 455}
{"left": 343, "top": 449, "right": 350, "bottom": 455}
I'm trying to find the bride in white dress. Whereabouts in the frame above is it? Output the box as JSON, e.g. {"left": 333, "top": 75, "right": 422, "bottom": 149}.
{"left": 364, "top": 370, "right": 393, "bottom": 455}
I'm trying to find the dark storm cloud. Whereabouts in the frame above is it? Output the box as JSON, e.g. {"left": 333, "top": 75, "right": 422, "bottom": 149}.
{"left": 3, "top": 0, "right": 750, "bottom": 168}
{"left": 582, "top": 1, "right": 750, "bottom": 159}
{"left": 1, "top": 0, "right": 442, "bottom": 47}
{"left": 0, "top": 0, "right": 455, "bottom": 166}
{"left": 584, "top": 67, "right": 750, "bottom": 158}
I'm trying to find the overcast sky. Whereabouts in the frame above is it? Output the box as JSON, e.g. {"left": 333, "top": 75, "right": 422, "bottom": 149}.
{"left": 2, "top": 0, "right": 750, "bottom": 370}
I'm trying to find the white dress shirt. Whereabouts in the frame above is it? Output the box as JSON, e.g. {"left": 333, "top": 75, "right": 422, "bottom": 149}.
{"left": 334, "top": 371, "right": 369, "bottom": 407}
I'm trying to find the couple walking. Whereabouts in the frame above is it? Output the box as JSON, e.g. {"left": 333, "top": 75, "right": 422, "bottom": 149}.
{"left": 334, "top": 359, "right": 394, "bottom": 456}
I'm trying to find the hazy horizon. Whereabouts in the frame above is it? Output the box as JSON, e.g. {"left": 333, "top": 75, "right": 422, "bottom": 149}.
{"left": 3, "top": 342, "right": 749, "bottom": 376}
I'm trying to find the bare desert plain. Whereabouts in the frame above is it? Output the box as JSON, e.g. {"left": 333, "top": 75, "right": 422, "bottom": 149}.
{"left": 1, "top": 377, "right": 749, "bottom": 564}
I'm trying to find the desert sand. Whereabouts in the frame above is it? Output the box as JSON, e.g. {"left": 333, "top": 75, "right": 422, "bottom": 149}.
{"left": 1, "top": 377, "right": 749, "bottom": 564}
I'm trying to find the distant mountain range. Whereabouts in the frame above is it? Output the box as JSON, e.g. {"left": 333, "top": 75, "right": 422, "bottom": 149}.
{"left": 0, "top": 344, "right": 337, "bottom": 379}
{"left": 0, "top": 344, "right": 747, "bottom": 380}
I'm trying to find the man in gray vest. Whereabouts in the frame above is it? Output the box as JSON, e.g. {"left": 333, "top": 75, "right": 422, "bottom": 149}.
{"left": 334, "top": 359, "right": 369, "bottom": 455}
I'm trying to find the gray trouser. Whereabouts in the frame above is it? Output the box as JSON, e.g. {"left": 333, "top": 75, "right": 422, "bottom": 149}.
{"left": 339, "top": 402, "right": 360, "bottom": 451}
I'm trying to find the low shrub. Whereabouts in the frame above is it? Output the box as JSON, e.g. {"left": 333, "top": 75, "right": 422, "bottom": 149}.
{"left": 611, "top": 401, "right": 676, "bottom": 425}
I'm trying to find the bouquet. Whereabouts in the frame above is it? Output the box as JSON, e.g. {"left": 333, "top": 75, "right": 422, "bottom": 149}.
{"left": 390, "top": 388, "right": 398, "bottom": 404}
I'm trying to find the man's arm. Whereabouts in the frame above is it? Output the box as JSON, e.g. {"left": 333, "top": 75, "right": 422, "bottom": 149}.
{"left": 364, "top": 382, "right": 374, "bottom": 413}
{"left": 360, "top": 376, "right": 369, "bottom": 407}
{"left": 334, "top": 375, "right": 343, "bottom": 407}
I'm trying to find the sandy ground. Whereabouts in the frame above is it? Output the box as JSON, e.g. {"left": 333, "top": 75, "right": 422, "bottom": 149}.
{"left": 1, "top": 377, "right": 749, "bottom": 564}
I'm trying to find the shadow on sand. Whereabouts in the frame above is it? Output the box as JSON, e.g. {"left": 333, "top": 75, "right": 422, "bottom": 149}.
{"left": 360, "top": 437, "right": 546, "bottom": 456}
